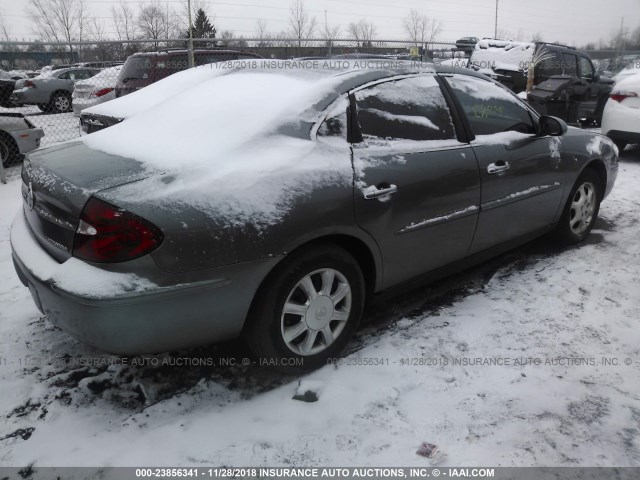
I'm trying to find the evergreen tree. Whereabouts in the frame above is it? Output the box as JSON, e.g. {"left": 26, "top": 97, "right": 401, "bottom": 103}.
{"left": 185, "top": 8, "right": 216, "bottom": 47}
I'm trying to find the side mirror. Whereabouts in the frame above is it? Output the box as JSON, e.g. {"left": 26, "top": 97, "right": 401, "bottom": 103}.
{"left": 592, "top": 73, "right": 600, "bottom": 82}
{"left": 539, "top": 115, "right": 568, "bottom": 136}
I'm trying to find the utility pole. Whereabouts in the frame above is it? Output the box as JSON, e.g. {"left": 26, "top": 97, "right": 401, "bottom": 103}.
{"left": 325, "top": 10, "right": 332, "bottom": 57}
{"left": 188, "top": 0, "right": 195, "bottom": 68}
{"left": 494, "top": 0, "right": 499, "bottom": 39}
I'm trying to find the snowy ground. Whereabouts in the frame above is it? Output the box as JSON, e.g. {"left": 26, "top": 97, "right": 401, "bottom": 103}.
{"left": 0, "top": 148, "right": 639, "bottom": 472}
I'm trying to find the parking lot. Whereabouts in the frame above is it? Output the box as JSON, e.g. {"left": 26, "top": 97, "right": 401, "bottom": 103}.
{"left": 1, "top": 143, "right": 639, "bottom": 468}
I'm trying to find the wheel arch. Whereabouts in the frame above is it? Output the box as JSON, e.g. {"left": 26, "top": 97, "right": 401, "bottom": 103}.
{"left": 0, "top": 129, "right": 19, "bottom": 160}
{"left": 581, "top": 159, "right": 607, "bottom": 194}
{"left": 242, "top": 231, "right": 382, "bottom": 335}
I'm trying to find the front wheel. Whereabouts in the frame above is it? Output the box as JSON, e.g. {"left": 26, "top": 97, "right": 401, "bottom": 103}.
{"left": 243, "top": 244, "right": 366, "bottom": 372}
{"left": 553, "top": 169, "right": 602, "bottom": 245}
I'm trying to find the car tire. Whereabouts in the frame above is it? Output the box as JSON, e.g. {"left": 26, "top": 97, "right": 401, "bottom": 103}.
{"left": 49, "top": 92, "right": 72, "bottom": 113}
{"left": 553, "top": 168, "right": 602, "bottom": 245}
{"left": 243, "top": 244, "right": 366, "bottom": 372}
{"left": 37, "top": 103, "right": 50, "bottom": 112}
{"left": 0, "top": 132, "right": 19, "bottom": 167}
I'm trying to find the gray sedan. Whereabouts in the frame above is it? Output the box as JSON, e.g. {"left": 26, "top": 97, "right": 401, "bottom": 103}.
{"left": 10, "top": 62, "right": 618, "bottom": 370}
{"left": 12, "top": 67, "right": 100, "bottom": 113}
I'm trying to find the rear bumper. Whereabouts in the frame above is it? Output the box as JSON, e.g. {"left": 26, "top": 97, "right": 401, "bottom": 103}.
{"left": 10, "top": 211, "right": 276, "bottom": 355}
{"left": 11, "top": 88, "right": 46, "bottom": 105}
{"left": 606, "top": 129, "right": 640, "bottom": 145}
{"left": 8, "top": 128, "right": 44, "bottom": 154}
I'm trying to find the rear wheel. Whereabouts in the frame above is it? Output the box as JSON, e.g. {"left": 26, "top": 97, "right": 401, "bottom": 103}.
{"left": 49, "top": 92, "right": 71, "bottom": 113}
{"left": 244, "top": 244, "right": 365, "bottom": 372}
{"left": 0, "top": 133, "right": 19, "bottom": 167}
{"left": 553, "top": 169, "right": 602, "bottom": 245}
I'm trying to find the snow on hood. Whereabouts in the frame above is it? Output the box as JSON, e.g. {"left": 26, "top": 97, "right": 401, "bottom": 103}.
{"left": 470, "top": 40, "right": 535, "bottom": 73}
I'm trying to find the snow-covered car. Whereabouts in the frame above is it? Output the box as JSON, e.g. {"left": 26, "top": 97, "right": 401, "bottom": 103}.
{"left": 72, "top": 65, "right": 123, "bottom": 117}
{"left": 613, "top": 64, "right": 640, "bottom": 84}
{"left": 11, "top": 67, "right": 100, "bottom": 113}
{"left": 10, "top": 61, "right": 618, "bottom": 370}
{"left": 602, "top": 75, "right": 640, "bottom": 153}
{"left": 0, "top": 113, "right": 44, "bottom": 166}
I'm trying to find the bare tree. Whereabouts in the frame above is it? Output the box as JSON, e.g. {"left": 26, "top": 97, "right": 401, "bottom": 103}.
{"left": 531, "top": 32, "right": 543, "bottom": 43}
{"left": 0, "top": 9, "right": 11, "bottom": 42}
{"left": 256, "top": 18, "right": 268, "bottom": 39}
{"left": 111, "top": 1, "right": 137, "bottom": 41}
{"left": 138, "top": 1, "right": 170, "bottom": 47}
{"left": 27, "top": 0, "right": 87, "bottom": 60}
{"left": 347, "top": 19, "right": 377, "bottom": 47}
{"left": 27, "top": 0, "right": 80, "bottom": 43}
{"left": 288, "top": 0, "right": 317, "bottom": 49}
{"left": 403, "top": 9, "right": 441, "bottom": 45}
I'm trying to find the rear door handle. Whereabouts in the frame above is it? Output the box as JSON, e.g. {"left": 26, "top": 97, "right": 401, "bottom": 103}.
{"left": 487, "top": 161, "right": 510, "bottom": 174}
{"left": 363, "top": 184, "right": 398, "bottom": 200}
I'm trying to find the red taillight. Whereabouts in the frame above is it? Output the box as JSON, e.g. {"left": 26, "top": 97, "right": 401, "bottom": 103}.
{"left": 610, "top": 92, "right": 638, "bottom": 102}
{"left": 92, "top": 87, "right": 113, "bottom": 98}
{"left": 73, "top": 197, "right": 163, "bottom": 263}
{"left": 24, "top": 80, "right": 36, "bottom": 88}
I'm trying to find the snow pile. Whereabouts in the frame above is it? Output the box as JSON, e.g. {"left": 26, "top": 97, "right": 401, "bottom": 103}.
{"left": 470, "top": 40, "right": 535, "bottom": 73}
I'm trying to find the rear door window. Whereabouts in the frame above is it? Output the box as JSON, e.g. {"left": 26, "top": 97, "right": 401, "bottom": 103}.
{"left": 562, "top": 53, "right": 577, "bottom": 75}
{"left": 353, "top": 75, "right": 456, "bottom": 143}
{"left": 445, "top": 74, "right": 536, "bottom": 136}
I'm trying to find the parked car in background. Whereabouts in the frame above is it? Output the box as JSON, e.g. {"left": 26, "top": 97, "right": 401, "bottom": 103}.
{"left": 602, "top": 74, "right": 640, "bottom": 153}
{"left": 12, "top": 62, "right": 617, "bottom": 370}
{"left": 11, "top": 67, "right": 100, "bottom": 113}
{"left": 468, "top": 40, "right": 614, "bottom": 125}
{"left": 115, "top": 48, "right": 263, "bottom": 98}
{"left": 455, "top": 37, "right": 479, "bottom": 54}
{"left": 613, "top": 63, "right": 640, "bottom": 83}
{"left": 0, "top": 113, "right": 44, "bottom": 166}
{"left": 72, "top": 65, "right": 122, "bottom": 117}
{"left": 0, "top": 69, "right": 16, "bottom": 107}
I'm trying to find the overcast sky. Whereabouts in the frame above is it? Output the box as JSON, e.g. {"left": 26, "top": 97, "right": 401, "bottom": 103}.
{"left": 1, "top": 0, "right": 639, "bottom": 47}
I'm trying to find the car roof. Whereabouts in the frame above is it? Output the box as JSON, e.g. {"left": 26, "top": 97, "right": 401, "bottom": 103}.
{"left": 129, "top": 49, "right": 258, "bottom": 58}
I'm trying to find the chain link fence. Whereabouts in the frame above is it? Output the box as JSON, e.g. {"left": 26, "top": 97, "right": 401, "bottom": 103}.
{"left": 0, "top": 38, "right": 638, "bottom": 171}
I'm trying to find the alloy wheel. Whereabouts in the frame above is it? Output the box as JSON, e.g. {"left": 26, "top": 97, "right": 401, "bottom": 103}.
{"left": 569, "top": 181, "right": 596, "bottom": 236}
{"left": 280, "top": 268, "right": 352, "bottom": 356}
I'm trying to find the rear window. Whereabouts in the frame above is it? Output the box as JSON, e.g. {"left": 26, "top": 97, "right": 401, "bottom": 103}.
{"left": 119, "top": 55, "right": 154, "bottom": 81}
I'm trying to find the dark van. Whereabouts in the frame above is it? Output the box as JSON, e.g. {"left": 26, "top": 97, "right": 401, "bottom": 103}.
{"left": 115, "top": 49, "right": 263, "bottom": 98}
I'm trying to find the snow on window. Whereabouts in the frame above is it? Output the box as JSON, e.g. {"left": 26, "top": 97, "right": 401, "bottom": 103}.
{"left": 354, "top": 75, "right": 456, "bottom": 142}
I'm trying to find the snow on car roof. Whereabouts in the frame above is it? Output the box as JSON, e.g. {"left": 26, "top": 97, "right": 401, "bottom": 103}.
{"left": 84, "top": 59, "right": 436, "bottom": 120}
{"left": 81, "top": 59, "right": 438, "bottom": 227}
{"left": 470, "top": 39, "right": 535, "bottom": 73}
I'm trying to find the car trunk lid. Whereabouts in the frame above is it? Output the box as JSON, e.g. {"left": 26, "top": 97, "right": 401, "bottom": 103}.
{"left": 21, "top": 141, "right": 155, "bottom": 262}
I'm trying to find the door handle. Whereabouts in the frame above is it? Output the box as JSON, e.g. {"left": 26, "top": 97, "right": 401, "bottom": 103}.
{"left": 363, "top": 184, "right": 398, "bottom": 200}
{"left": 487, "top": 161, "right": 510, "bottom": 174}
